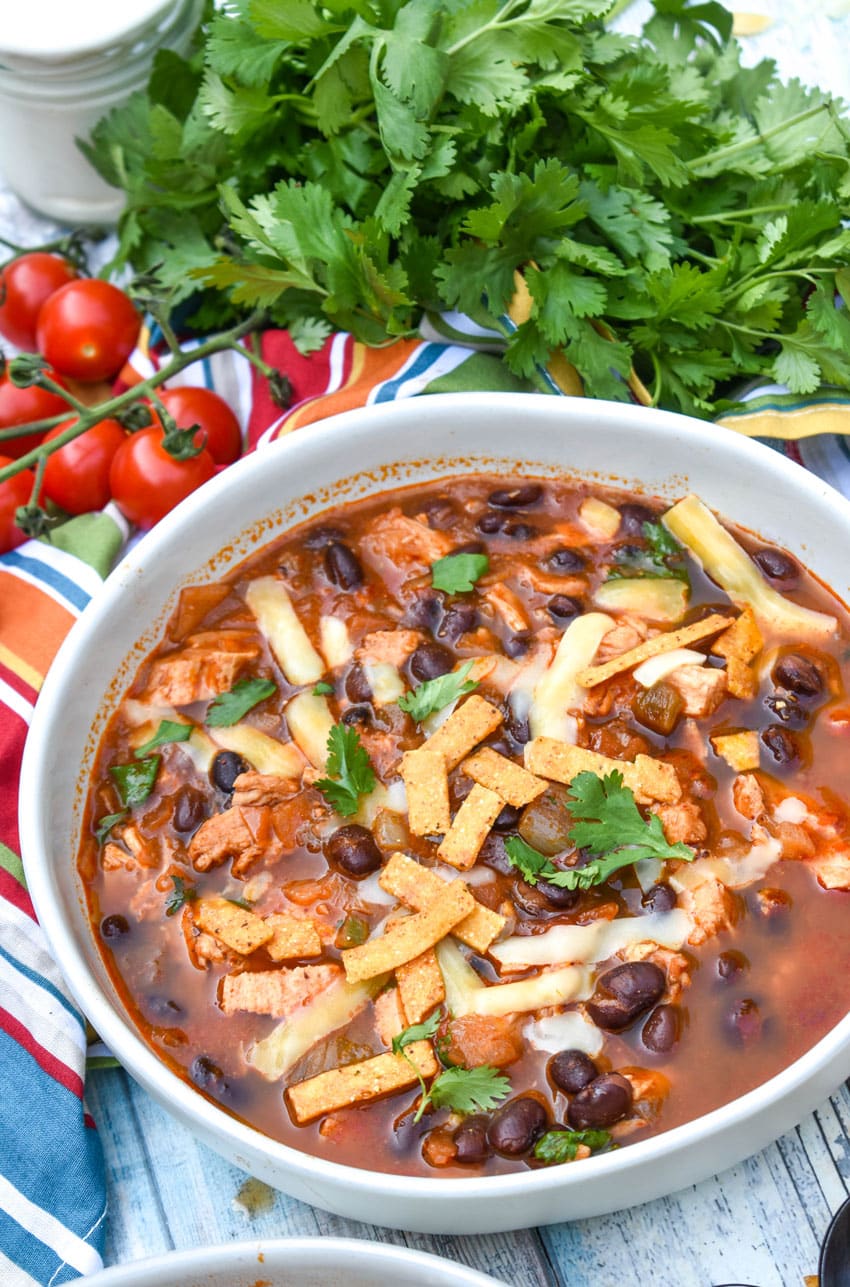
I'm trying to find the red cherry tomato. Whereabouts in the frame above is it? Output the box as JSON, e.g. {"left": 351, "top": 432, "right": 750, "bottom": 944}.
{"left": 36, "top": 279, "right": 140, "bottom": 383}
{"left": 0, "top": 455, "right": 34, "bottom": 553}
{"left": 158, "top": 386, "right": 243, "bottom": 466}
{"left": 42, "top": 417, "right": 126, "bottom": 515}
{"left": 0, "top": 253, "right": 77, "bottom": 350}
{"left": 109, "top": 426, "right": 216, "bottom": 529}
{"left": 0, "top": 374, "right": 69, "bottom": 459}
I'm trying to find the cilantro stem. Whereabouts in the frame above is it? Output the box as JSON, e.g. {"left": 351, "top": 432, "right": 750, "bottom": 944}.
{"left": 688, "top": 103, "right": 833, "bottom": 175}
{"left": 690, "top": 203, "right": 819, "bottom": 225}
{"left": 444, "top": 0, "right": 532, "bottom": 56}
{"left": 0, "top": 311, "right": 265, "bottom": 487}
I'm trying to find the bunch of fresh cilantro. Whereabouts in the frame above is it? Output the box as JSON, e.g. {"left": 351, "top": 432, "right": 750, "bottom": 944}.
{"left": 83, "top": 0, "right": 850, "bottom": 417}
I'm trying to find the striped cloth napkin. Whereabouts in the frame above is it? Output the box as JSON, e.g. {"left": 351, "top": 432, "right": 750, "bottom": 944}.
{"left": 3, "top": 316, "right": 850, "bottom": 1284}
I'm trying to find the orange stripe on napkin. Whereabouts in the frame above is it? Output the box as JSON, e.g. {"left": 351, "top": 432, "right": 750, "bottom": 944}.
{"left": 0, "top": 574, "right": 74, "bottom": 673}
{"left": 276, "top": 338, "right": 421, "bottom": 435}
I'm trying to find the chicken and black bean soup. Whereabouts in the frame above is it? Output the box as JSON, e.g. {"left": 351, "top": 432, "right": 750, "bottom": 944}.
{"left": 80, "top": 475, "right": 850, "bottom": 1177}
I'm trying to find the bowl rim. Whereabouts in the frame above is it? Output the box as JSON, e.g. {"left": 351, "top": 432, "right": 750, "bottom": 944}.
{"left": 19, "top": 390, "right": 850, "bottom": 1206}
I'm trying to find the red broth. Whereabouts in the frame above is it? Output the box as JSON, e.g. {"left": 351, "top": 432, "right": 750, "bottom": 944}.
{"left": 78, "top": 475, "right": 850, "bottom": 1176}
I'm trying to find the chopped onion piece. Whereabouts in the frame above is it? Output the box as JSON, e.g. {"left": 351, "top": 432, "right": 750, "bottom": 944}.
{"left": 633, "top": 648, "right": 706, "bottom": 688}
{"left": 490, "top": 910, "right": 691, "bottom": 971}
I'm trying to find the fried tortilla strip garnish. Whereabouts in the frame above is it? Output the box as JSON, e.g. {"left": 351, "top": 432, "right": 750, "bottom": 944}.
{"left": 286, "top": 1042, "right": 438, "bottom": 1125}
{"left": 195, "top": 896, "right": 274, "bottom": 954}
{"left": 379, "top": 852, "right": 505, "bottom": 954}
{"left": 711, "top": 605, "right": 763, "bottom": 699}
{"left": 401, "top": 746, "right": 451, "bottom": 836}
{"left": 576, "top": 612, "right": 732, "bottom": 690}
{"left": 710, "top": 730, "right": 761, "bottom": 773}
{"left": 396, "top": 949, "right": 446, "bottom": 1024}
{"left": 342, "top": 881, "right": 475, "bottom": 983}
{"left": 524, "top": 738, "right": 681, "bottom": 805}
{"left": 220, "top": 962, "right": 341, "bottom": 1017}
{"left": 423, "top": 695, "right": 504, "bottom": 771}
{"left": 437, "top": 784, "right": 503, "bottom": 871}
{"left": 263, "top": 913, "right": 323, "bottom": 961}
{"left": 461, "top": 746, "right": 547, "bottom": 807}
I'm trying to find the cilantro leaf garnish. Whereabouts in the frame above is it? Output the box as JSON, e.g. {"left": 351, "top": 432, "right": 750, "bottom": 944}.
{"left": 315, "top": 724, "right": 377, "bottom": 817}
{"left": 427, "top": 1065, "right": 512, "bottom": 1115}
{"left": 610, "top": 521, "right": 689, "bottom": 584}
{"left": 313, "top": 681, "right": 334, "bottom": 696}
{"left": 94, "top": 810, "right": 128, "bottom": 846}
{"left": 392, "top": 1010, "right": 442, "bottom": 1056}
{"left": 398, "top": 661, "right": 479, "bottom": 722}
{"left": 533, "top": 1128, "right": 610, "bottom": 1166}
{"left": 165, "top": 875, "right": 197, "bottom": 917}
{"left": 431, "top": 553, "right": 489, "bottom": 595}
{"left": 109, "top": 756, "right": 161, "bottom": 808}
{"left": 205, "top": 677, "right": 276, "bottom": 727}
{"left": 505, "top": 771, "right": 694, "bottom": 891}
{"left": 133, "top": 719, "right": 193, "bottom": 758}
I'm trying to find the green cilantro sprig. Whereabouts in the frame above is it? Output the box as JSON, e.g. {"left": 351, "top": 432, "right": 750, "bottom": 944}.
{"left": 533, "top": 1128, "right": 611, "bottom": 1166}
{"left": 505, "top": 770, "right": 694, "bottom": 891}
{"left": 398, "top": 661, "right": 479, "bottom": 722}
{"left": 133, "top": 719, "right": 193, "bottom": 758}
{"left": 315, "top": 724, "right": 377, "bottom": 817}
{"left": 431, "top": 553, "right": 489, "bottom": 594}
{"left": 313, "top": 681, "right": 334, "bottom": 696}
{"left": 94, "top": 811, "right": 128, "bottom": 846}
{"left": 609, "top": 521, "right": 690, "bottom": 584}
{"left": 109, "top": 756, "right": 161, "bottom": 808}
{"left": 392, "top": 1010, "right": 511, "bottom": 1122}
{"left": 206, "top": 677, "right": 277, "bottom": 727}
{"left": 165, "top": 874, "right": 197, "bottom": 917}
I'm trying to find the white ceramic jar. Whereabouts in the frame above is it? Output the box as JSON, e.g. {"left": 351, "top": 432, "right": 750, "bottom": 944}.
{"left": 0, "top": 0, "right": 203, "bottom": 223}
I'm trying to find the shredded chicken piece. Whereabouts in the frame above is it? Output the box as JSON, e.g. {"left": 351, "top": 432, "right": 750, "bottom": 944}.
{"left": 612, "top": 1066, "right": 671, "bottom": 1138}
{"left": 681, "top": 875, "right": 739, "bottom": 945}
{"left": 667, "top": 665, "right": 727, "bottom": 718}
{"left": 651, "top": 800, "right": 707, "bottom": 846}
{"left": 144, "top": 631, "right": 260, "bottom": 706}
{"left": 355, "top": 629, "right": 421, "bottom": 667}
{"left": 359, "top": 508, "right": 452, "bottom": 581}
{"left": 232, "top": 773, "right": 298, "bottom": 809}
{"left": 595, "top": 616, "right": 653, "bottom": 663}
{"left": 732, "top": 773, "right": 766, "bottom": 821}
{"left": 373, "top": 987, "right": 407, "bottom": 1046}
{"left": 444, "top": 1014, "right": 524, "bottom": 1069}
{"left": 188, "top": 806, "right": 265, "bottom": 872}
{"left": 220, "top": 963, "right": 341, "bottom": 1017}
{"left": 483, "top": 583, "right": 530, "bottom": 633}
{"left": 808, "top": 847, "right": 850, "bottom": 890}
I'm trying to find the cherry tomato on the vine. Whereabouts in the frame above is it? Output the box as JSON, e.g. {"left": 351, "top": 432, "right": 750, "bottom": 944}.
{"left": 158, "top": 386, "right": 243, "bottom": 466}
{"left": 109, "top": 425, "right": 215, "bottom": 529}
{"left": 0, "top": 455, "right": 34, "bottom": 553}
{"left": 42, "top": 417, "right": 126, "bottom": 515}
{"left": 0, "top": 253, "right": 77, "bottom": 351}
{"left": 36, "top": 279, "right": 140, "bottom": 383}
{"left": 0, "top": 373, "right": 69, "bottom": 459}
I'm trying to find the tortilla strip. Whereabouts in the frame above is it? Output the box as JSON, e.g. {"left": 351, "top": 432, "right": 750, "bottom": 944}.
{"left": 724, "top": 655, "right": 757, "bottom": 701}
{"left": 461, "top": 747, "right": 547, "bottom": 807}
{"left": 396, "top": 949, "right": 446, "bottom": 1024}
{"left": 711, "top": 606, "right": 762, "bottom": 699}
{"left": 264, "top": 913, "right": 322, "bottom": 961}
{"left": 379, "top": 852, "right": 505, "bottom": 953}
{"left": 437, "top": 784, "right": 503, "bottom": 871}
{"left": 576, "top": 612, "right": 732, "bottom": 689}
{"left": 400, "top": 747, "right": 450, "bottom": 836}
{"left": 286, "top": 1041, "right": 439, "bottom": 1124}
{"left": 424, "top": 695, "right": 504, "bottom": 770}
{"left": 524, "top": 738, "right": 681, "bottom": 805}
{"left": 342, "top": 881, "right": 476, "bottom": 983}
{"left": 711, "top": 730, "right": 760, "bottom": 772}
{"left": 195, "top": 897, "right": 273, "bottom": 955}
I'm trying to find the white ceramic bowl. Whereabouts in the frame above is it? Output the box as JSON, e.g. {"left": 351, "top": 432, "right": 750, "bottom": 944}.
{"left": 19, "top": 392, "right": 850, "bottom": 1234}
{"left": 84, "top": 1237, "right": 501, "bottom": 1286}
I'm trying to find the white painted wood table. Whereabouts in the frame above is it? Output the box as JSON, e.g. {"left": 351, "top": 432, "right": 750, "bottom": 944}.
{"left": 6, "top": 3, "right": 850, "bottom": 1282}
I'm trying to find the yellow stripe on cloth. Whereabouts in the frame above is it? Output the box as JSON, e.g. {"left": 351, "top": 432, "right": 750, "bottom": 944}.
{"left": 717, "top": 399, "right": 850, "bottom": 440}
{"left": 0, "top": 643, "right": 43, "bottom": 693}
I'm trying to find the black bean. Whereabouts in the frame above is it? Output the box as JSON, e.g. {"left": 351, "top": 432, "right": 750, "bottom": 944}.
{"left": 761, "top": 724, "right": 799, "bottom": 766}
{"left": 642, "top": 882, "right": 677, "bottom": 914}
{"left": 410, "top": 640, "right": 454, "bottom": 681}
{"left": 190, "top": 1054, "right": 226, "bottom": 1090}
{"left": 345, "top": 664, "right": 372, "bottom": 704}
{"left": 488, "top": 484, "right": 543, "bottom": 510}
{"left": 616, "top": 543, "right": 645, "bottom": 564}
{"left": 172, "top": 785, "right": 208, "bottom": 834}
{"left": 492, "top": 803, "right": 522, "bottom": 832}
{"left": 100, "top": 914, "right": 130, "bottom": 940}
{"left": 403, "top": 593, "right": 443, "bottom": 631}
{"left": 506, "top": 712, "right": 530, "bottom": 746}
{"left": 546, "top": 547, "right": 585, "bottom": 574}
{"left": 453, "top": 1115, "right": 491, "bottom": 1164}
{"left": 324, "top": 541, "right": 364, "bottom": 589}
{"left": 503, "top": 521, "right": 538, "bottom": 541}
{"left": 341, "top": 704, "right": 371, "bottom": 728}
{"left": 773, "top": 653, "right": 823, "bottom": 698}
{"left": 567, "top": 1073, "right": 633, "bottom": 1130}
{"left": 548, "top": 594, "right": 583, "bottom": 623}
{"left": 537, "top": 878, "right": 580, "bottom": 909}
{"left": 324, "top": 824, "right": 382, "bottom": 878}
{"left": 303, "top": 524, "right": 346, "bottom": 550}
{"left": 210, "top": 750, "right": 249, "bottom": 794}
{"left": 504, "top": 633, "right": 531, "bottom": 658}
{"left": 764, "top": 692, "right": 807, "bottom": 728}
{"left": 753, "top": 547, "right": 798, "bottom": 584}
{"left": 487, "top": 1096, "right": 548, "bottom": 1156}
{"left": 586, "top": 961, "right": 666, "bottom": 1031}
{"left": 717, "top": 949, "right": 748, "bottom": 981}
{"left": 438, "top": 603, "right": 479, "bottom": 642}
{"left": 642, "top": 1004, "right": 680, "bottom": 1053}
{"left": 618, "top": 503, "right": 657, "bottom": 536}
{"left": 727, "top": 997, "right": 762, "bottom": 1044}
{"left": 476, "top": 512, "right": 506, "bottom": 535}
{"left": 420, "top": 496, "right": 457, "bottom": 529}
{"left": 549, "top": 1049, "right": 598, "bottom": 1095}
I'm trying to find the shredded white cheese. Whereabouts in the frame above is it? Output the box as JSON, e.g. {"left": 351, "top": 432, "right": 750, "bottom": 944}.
{"left": 525, "top": 1009, "right": 604, "bottom": 1057}
{"left": 489, "top": 909, "right": 691, "bottom": 971}
{"left": 362, "top": 660, "right": 405, "bottom": 706}
{"left": 774, "top": 796, "right": 809, "bottom": 824}
{"left": 285, "top": 690, "right": 334, "bottom": 769}
{"left": 528, "top": 612, "right": 614, "bottom": 742}
{"left": 319, "top": 616, "right": 353, "bottom": 669}
{"left": 633, "top": 648, "right": 706, "bottom": 688}
{"left": 245, "top": 576, "right": 324, "bottom": 686}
